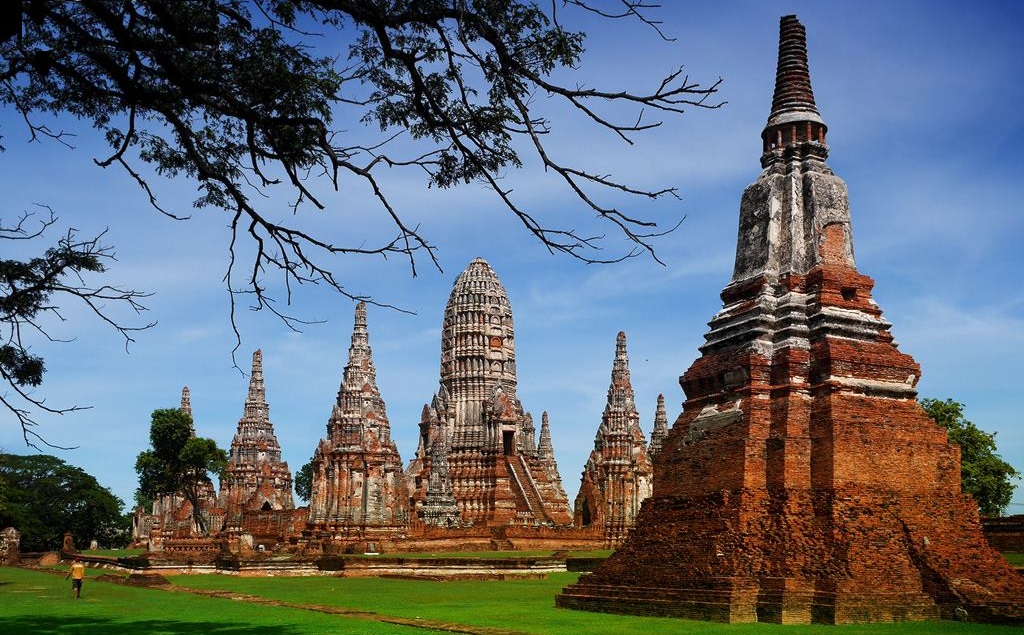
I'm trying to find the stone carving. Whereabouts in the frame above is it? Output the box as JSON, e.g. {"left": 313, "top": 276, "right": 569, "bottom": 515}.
{"left": 574, "top": 332, "right": 654, "bottom": 547}
{"left": 407, "top": 258, "right": 572, "bottom": 527}
{"left": 558, "top": 15, "right": 1024, "bottom": 624}
{"left": 307, "top": 302, "right": 409, "bottom": 533}
{"left": 219, "top": 350, "right": 295, "bottom": 525}
{"left": 417, "top": 410, "right": 462, "bottom": 527}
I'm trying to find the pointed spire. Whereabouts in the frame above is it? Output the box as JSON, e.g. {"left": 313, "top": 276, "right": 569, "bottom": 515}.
{"left": 538, "top": 411, "right": 554, "bottom": 462}
{"left": 607, "top": 331, "right": 636, "bottom": 414}
{"left": 761, "top": 15, "right": 828, "bottom": 165}
{"left": 326, "top": 301, "right": 392, "bottom": 445}
{"left": 349, "top": 301, "right": 371, "bottom": 366}
{"left": 180, "top": 386, "right": 192, "bottom": 416}
{"left": 341, "top": 301, "right": 378, "bottom": 396}
{"left": 244, "top": 349, "right": 269, "bottom": 422}
{"left": 649, "top": 394, "right": 669, "bottom": 457}
{"left": 180, "top": 386, "right": 195, "bottom": 434}
{"left": 222, "top": 349, "right": 293, "bottom": 514}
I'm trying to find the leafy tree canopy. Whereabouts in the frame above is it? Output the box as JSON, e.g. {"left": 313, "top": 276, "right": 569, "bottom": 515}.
{"left": 135, "top": 408, "right": 227, "bottom": 535}
{"left": 0, "top": 452, "right": 129, "bottom": 551}
{"left": 922, "top": 397, "right": 1020, "bottom": 516}
{"left": 294, "top": 458, "right": 313, "bottom": 503}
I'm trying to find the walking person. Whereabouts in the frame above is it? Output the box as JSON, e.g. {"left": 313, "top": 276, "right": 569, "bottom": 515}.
{"left": 65, "top": 556, "right": 86, "bottom": 599}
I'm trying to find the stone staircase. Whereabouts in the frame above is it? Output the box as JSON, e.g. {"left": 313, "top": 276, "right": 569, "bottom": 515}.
{"left": 506, "top": 456, "right": 550, "bottom": 523}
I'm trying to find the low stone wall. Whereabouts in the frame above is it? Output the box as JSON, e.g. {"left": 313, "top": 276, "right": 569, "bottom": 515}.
{"left": 983, "top": 516, "right": 1024, "bottom": 553}
{"left": 338, "top": 555, "right": 565, "bottom": 580}
{"left": 49, "top": 551, "right": 570, "bottom": 579}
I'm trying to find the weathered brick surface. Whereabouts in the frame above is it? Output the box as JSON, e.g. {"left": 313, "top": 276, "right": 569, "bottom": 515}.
{"left": 558, "top": 15, "right": 1024, "bottom": 624}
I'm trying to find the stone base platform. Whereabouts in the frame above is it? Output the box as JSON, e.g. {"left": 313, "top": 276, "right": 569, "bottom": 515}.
{"left": 555, "top": 580, "right": 940, "bottom": 624}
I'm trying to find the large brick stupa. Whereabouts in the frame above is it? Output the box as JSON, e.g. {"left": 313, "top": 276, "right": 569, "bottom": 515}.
{"left": 557, "top": 15, "right": 1024, "bottom": 624}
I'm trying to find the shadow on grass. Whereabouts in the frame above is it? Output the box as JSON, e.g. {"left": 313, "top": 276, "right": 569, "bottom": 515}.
{"left": 0, "top": 616, "right": 306, "bottom": 635}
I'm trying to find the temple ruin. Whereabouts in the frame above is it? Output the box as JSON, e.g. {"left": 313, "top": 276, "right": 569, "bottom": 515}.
{"left": 574, "top": 332, "right": 654, "bottom": 547}
{"left": 556, "top": 15, "right": 1024, "bottom": 624}
{"left": 307, "top": 302, "right": 410, "bottom": 539}
{"left": 407, "top": 258, "right": 573, "bottom": 527}
{"left": 219, "top": 350, "right": 295, "bottom": 524}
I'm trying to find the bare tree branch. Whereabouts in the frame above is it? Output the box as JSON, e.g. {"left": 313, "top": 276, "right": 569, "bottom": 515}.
{"left": 0, "top": 207, "right": 153, "bottom": 447}
{"left": 0, "top": 1, "right": 722, "bottom": 432}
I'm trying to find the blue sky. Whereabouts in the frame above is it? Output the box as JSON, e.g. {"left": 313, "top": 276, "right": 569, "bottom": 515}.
{"left": 2, "top": 1, "right": 1023, "bottom": 516}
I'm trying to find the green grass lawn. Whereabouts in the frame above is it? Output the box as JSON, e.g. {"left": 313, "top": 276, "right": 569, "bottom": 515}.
{"left": 1002, "top": 552, "right": 1024, "bottom": 566}
{"left": 170, "top": 571, "right": 1022, "bottom": 635}
{"left": 4, "top": 563, "right": 1020, "bottom": 635}
{"left": 81, "top": 548, "right": 146, "bottom": 557}
{"left": 0, "top": 566, "right": 442, "bottom": 634}
{"left": 357, "top": 549, "right": 612, "bottom": 559}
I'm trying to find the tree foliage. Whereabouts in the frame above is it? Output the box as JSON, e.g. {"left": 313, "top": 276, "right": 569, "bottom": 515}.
{"left": 2, "top": 0, "right": 719, "bottom": 323}
{"left": 0, "top": 208, "right": 152, "bottom": 447}
{"left": 294, "top": 459, "right": 313, "bottom": 503}
{"left": 922, "top": 397, "right": 1020, "bottom": 516}
{"left": 134, "top": 408, "right": 227, "bottom": 535}
{"left": 0, "top": 452, "right": 129, "bottom": 551}
{"left": 1, "top": 2, "right": 719, "bottom": 442}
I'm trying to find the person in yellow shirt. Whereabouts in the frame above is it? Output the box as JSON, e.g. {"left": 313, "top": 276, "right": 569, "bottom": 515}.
{"left": 65, "top": 556, "right": 86, "bottom": 598}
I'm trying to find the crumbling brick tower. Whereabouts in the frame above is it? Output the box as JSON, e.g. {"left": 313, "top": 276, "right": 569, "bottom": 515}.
{"left": 307, "top": 302, "right": 409, "bottom": 539}
{"left": 558, "top": 15, "right": 1024, "bottom": 624}
{"left": 219, "top": 350, "right": 295, "bottom": 526}
{"left": 574, "top": 332, "right": 654, "bottom": 547}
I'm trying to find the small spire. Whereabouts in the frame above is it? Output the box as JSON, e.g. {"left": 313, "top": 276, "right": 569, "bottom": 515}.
{"left": 244, "top": 349, "right": 269, "bottom": 422}
{"left": 761, "top": 15, "right": 828, "bottom": 164}
{"left": 351, "top": 301, "right": 369, "bottom": 352}
{"left": 180, "top": 386, "right": 192, "bottom": 417}
{"left": 538, "top": 411, "right": 555, "bottom": 461}
{"left": 649, "top": 393, "right": 669, "bottom": 457}
{"left": 180, "top": 385, "right": 195, "bottom": 435}
{"left": 608, "top": 331, "right": 635, "bottom": 413}
{"left": 345, "top": 301, "right": 375, "bottom": 382}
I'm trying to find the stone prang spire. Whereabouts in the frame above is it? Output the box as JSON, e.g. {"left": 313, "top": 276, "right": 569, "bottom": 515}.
{"left": 573, "top": 332, "right": 653, "bottom": 547}
{"left": 219, "top": 350, "right": 294, "bottom": 521}
{"left": 440, "top": 257, "right": 518, "bottom": 451}
{"left": 308, "top": 303, "right": 408, "bottom": 531}
{"left": 407, "top": 257, "right": 571, "bottom": 527}
{"left": 536, "top": 412, "right": 567, "bottom": 500}
{"left": 559, "top": 15, "right": 1024, "bottom": 624}
{"left": 180, "top": 386, "right": 192, "bottom": 417}
{"left": 537, "top": 412, "right": 555, "bottom": 464}
{"left": 180, "top": 385, "right": 196, "bottom": 435}
{"left": 648, "top": 394, "right": 669, "bottom": 458}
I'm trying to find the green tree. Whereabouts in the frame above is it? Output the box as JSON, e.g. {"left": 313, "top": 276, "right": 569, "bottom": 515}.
{"left": 294, "top": 459, "right": 313, "bottom": 503}
{"left": 0, "top": 453, "right": 130, "bottom": 551}
{"left": 1, "top": 3, "right": 719, "bottom": 439}
{"left": 921, "top": 398, "right": 1020, "bottom": 516}
{"left": 135, "top": 408, "right": 227, "bottom": 535}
